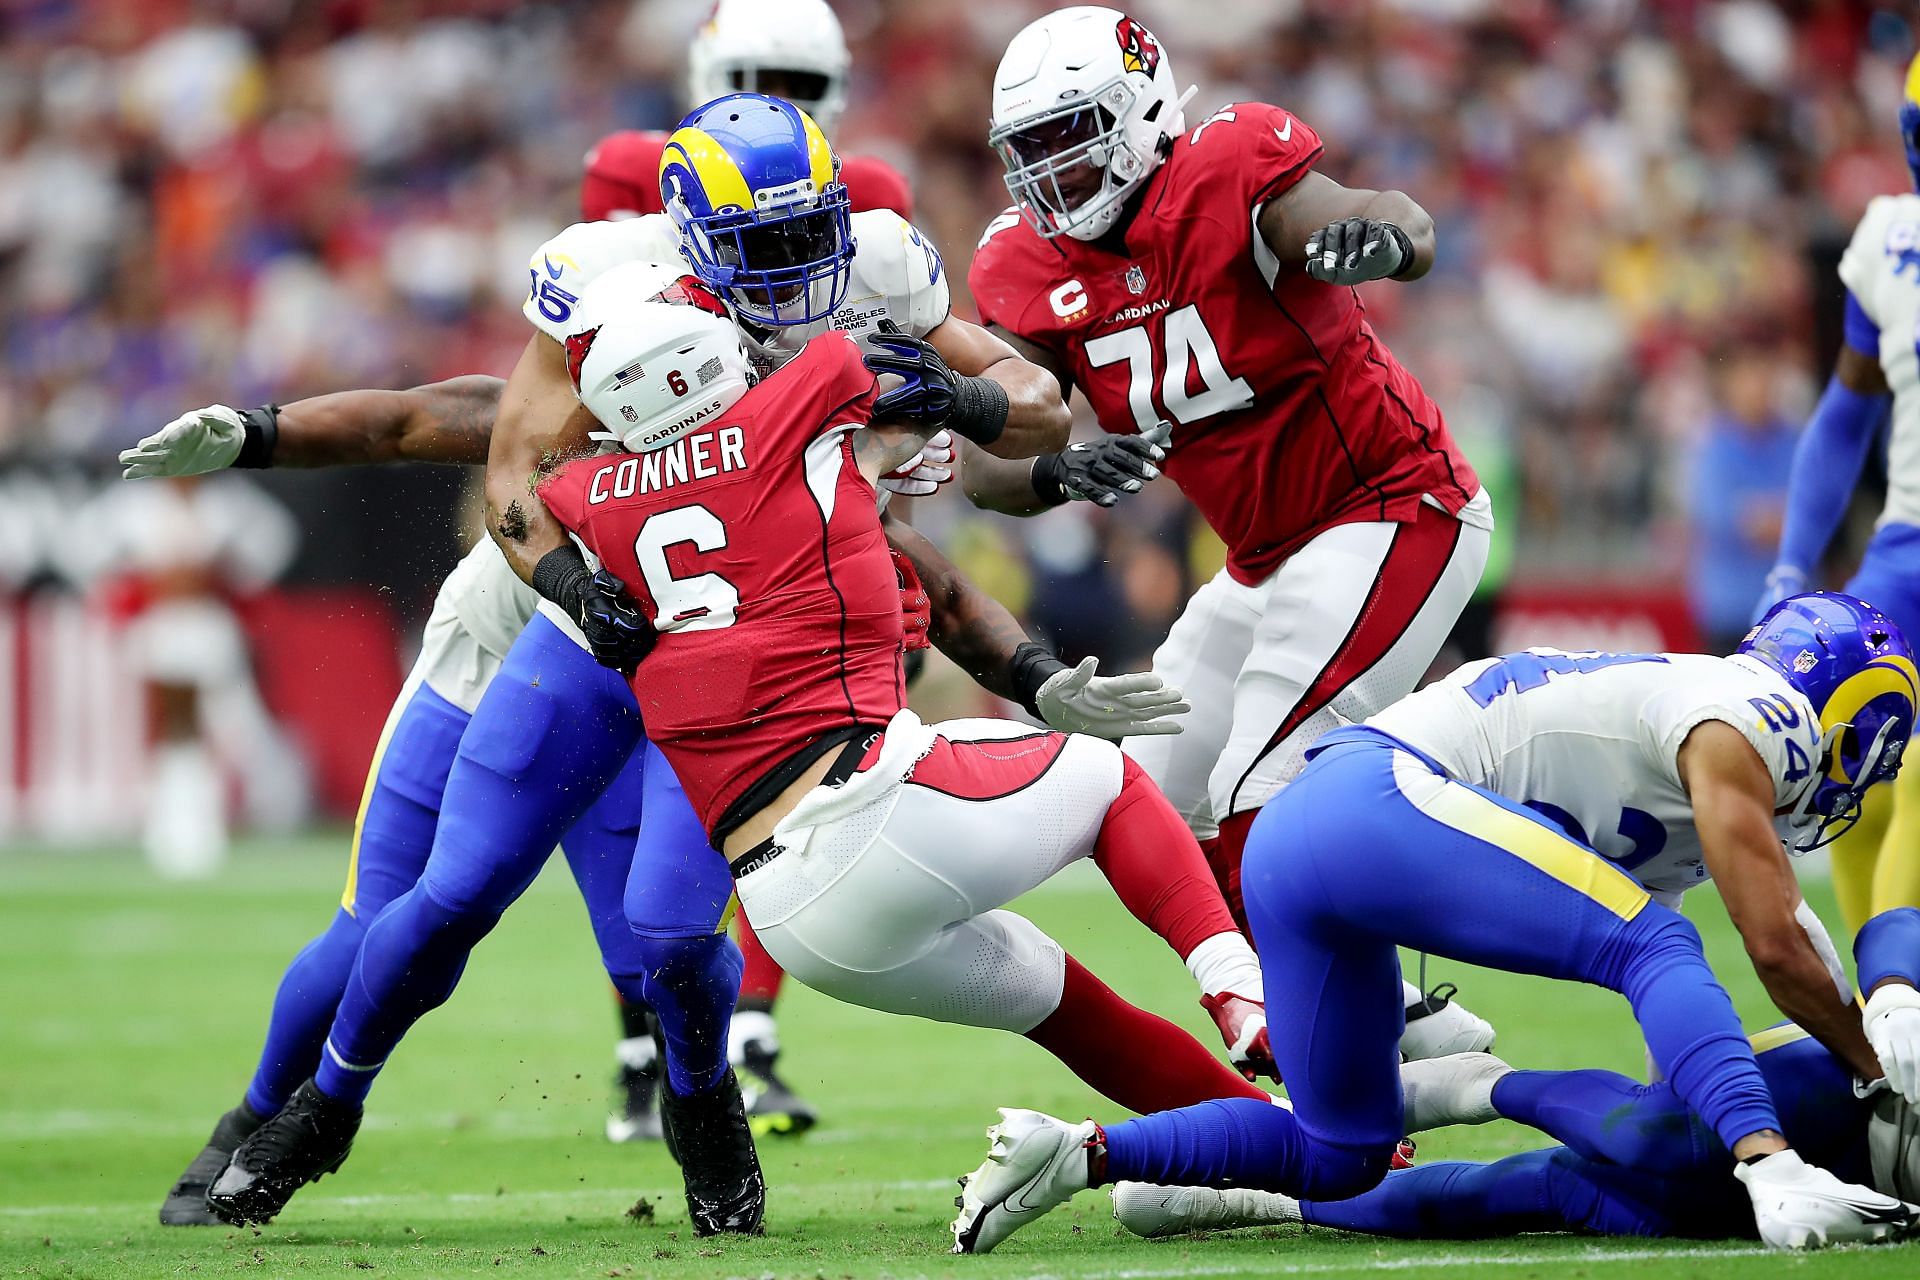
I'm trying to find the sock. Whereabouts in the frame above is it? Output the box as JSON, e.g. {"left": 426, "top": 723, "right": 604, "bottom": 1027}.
{"left": 1094, "top": 755, "right": 1245, "bottom": 960}
{"left": 728, "top": 1007, "right": 778, "bottom": 1063}
{"left": 1599, "top": 909, "right": 1782, "bottom": 1153}
{"left": 1025, "top": 955, "right": 1268, "bottom": 1112}
{"left": 1184, "top": 932, "right": 1264, "bottom": 1001}
{"left": 616, "top": 991, "right": 655, "bottom": 1042}
{"left": 735, "top": 911, "right": 785, "bottom": 1012}
{"left": 314, "top": 886, "right": 497, "bottom": 1105}
{"left": 1210, "top": 809, "right": 1256, "bottom": 931}
{"left": 1105, "top": 1094, "right": 1390, "bottom": 1201}
{"left": 637, "top": 932, "right": 742, "bottom": 1096}
{"left": 1300, "top": 1153, "right": 1568, "bottom": 1238}
{"left": 1491, "top": 1068, "right": 1719, "bottom": 1175}
{"left": 244, "top": 908, "right": 368, "bottom": 1116}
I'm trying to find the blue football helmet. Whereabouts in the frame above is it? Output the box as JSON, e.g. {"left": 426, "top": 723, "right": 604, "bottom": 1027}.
{"left": 658, "top": 93, "right": 854, "bottom": 327}
{"left": 1741, "top": 591, "right": 1918, "bottom": 850}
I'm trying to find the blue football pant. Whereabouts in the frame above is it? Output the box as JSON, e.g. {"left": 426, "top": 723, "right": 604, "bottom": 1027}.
{"left": 1103, "top": 731, "right": 1780, "bottom": 1202}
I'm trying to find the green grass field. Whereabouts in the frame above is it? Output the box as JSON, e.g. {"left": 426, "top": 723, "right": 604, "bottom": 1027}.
{"left": 3, "top": 837, "right": 1916, "bottom": 1279}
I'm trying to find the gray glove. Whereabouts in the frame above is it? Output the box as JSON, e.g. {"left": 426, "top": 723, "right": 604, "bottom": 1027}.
{"left": 1304, "top": 218, "right": 1413, "bottom": 285}
{"left": 1034, "top": 657, "right": 1190, "bottom": 740}
{"left": 120, "top": 405, "right": 246, "bottom": 479}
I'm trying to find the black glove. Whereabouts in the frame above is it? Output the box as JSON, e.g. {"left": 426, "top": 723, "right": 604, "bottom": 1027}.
{"left": 1304, "top": 218, "right": 1414, "bottom": 285}
{"left": 532, "top": 547, "right": 655, "bottom": 674}
{"left": 1032, "top": 421, "right": 1170, "bottom": 508}
{"left": 864, "top": 321, "right": 1009, "bottom": 445}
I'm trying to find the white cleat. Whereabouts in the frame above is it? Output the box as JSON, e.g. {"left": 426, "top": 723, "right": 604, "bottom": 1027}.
{"left": 951, "top": 1109, "right": 1097, "bottom": 1254}
{"left": 1400, "top": 983, "right": 1496, "bottom": 1061}
{"left": 1111, "top": 1182, "right": 1300, "bottom": 1239}
{"left": 1735, "top": 1149, "right": 1920, "bottom": 1249}
{"left": 1400, "top": 1052, "right": 1511, "bottom": 1134}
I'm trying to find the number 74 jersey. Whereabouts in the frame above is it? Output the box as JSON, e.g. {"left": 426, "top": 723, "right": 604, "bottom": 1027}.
{"left": 968, "top": 99, "right": 1480, "bottom": 587}
{"left": 1366, "top": 650, "right": 1824, "bottom": 901}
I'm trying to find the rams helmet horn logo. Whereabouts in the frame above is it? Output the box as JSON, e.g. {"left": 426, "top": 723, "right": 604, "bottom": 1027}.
{"left": 1116, "top": 16, "right": 1161, "bottom": 77}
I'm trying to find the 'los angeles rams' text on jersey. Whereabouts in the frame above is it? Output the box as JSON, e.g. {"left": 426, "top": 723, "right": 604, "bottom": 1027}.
{"left": 1841, "top": 193, "right": 1920, "bottom": 529}
{"left": 1367, "top": 650, "right": 1822, "bottom": 901}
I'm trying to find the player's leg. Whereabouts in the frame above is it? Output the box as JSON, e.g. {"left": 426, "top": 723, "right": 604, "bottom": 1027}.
{"left": 1205, "top": 503, "right": 1494, "bottom": 1052}
{"left": 208, "top": 616, "right": 643, "bottom": 1225}
{"left": 1480, "top": 1065, "right": 1722, "bottom": 1175}
{"left": 1843, "top": 527, "right": 1920, "bottom": 922}
{"left": 619, "top": 740, "right": 764, "bottom": 1236}
{"left": 160, "top": 672, "right": 467, "bottom": 1225}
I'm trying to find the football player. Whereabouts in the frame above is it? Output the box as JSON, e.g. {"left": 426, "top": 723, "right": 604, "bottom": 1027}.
{"left": 1755, "top": 52, "right": 1920, "bottom": 934}
{"left": 963, "top": 7, "right": 1495, "bottom": 1055}
{"left": 952, "top": 594, "right": 1920, "bottom": 1253}
{"left": 577, "top": 0, "right": 914, "bottom": 1139}
{"left": 1112, "top": 908, "right": 1920, "bottom": 1247}
{"left": 537, "top": 273, "right": 1276, "bottom": 1128}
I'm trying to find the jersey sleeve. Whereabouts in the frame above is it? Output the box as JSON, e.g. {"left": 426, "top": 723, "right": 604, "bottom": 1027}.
{"left": 786, "top": 332, "right": 881, "bottom": 430}
{"left": 522, "top": 216, "right": 680, "bottom": 341}
{"left": 580, "top": 130, "right": 667, "bottom": 221}
{"left": 1839, "top": 197, "right": 1896, "bottom": 323}
{"left": 1637, "top": 677, "right": 1820, "bottom": 808}
{"left": 842, "top": 154, "right": 914, "bottom": 222}
{"left": 1182, "top": 101, "right": 1324, "bottom": 211}
{"left": 849, "top": 210, "right": 951, "bottom": 337}
{"left": 968, "top": 207, "right": 1054, "bottom": 343}
{"left": 534, "top": 457, "right": 598, "bottom": 535}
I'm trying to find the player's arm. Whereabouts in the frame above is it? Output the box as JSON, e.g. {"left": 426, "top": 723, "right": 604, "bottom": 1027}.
{"left": 484, "top": 334, "right": 600, "bottom": 583}
{"left": 921, "top": 313, "right": 1071, "bottom": 458}
{"left": 1257, "top": 170, "right": 1436, "bottom": 284}
{"left": 120, "top": 377, "right": 505, "bottom": 478}
{"left": 1681, "top": 720, "right": 1882, "bottom": 1080}
{"left": 961, "top": 324, "right": 1169, "bottom": 517}
{"left": 1756, "top": 310, "right": 1891, "bottom": 618}
{"left": 885, "top": 515, "right": 1186, "bottom": 739}
{"left": 1858, "top": 907, "right": 1920, "bottom": 1104}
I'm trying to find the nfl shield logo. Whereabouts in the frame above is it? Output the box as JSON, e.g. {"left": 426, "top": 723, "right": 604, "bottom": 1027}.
{"left": 1125, "top": 264, "right": 1146, "bottom": 295}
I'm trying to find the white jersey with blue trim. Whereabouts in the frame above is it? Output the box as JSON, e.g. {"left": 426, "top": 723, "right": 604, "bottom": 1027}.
{"left": 523, "top": 208, "right": 951, "bottom": 370}
{"left": 1839, "top": 193, "right": 1920, "bottom": 529}
{"left": 1366, "top": 650, "right": 1821, "bottom": 901}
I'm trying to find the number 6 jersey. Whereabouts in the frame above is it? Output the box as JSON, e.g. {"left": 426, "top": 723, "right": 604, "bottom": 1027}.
{"left": 536, "top": 332, "right": 905, "bottom": 837}
{"left": 969, "top": 100, "right": 1480, "bottom": 586}
{"left": 1365, "top": 650, "right": 1824, "bottom": 902}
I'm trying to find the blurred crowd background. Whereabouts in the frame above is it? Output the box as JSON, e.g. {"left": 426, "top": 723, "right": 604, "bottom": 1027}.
{"left": 1, "top": 0, "right": 1915, "bottom": 838}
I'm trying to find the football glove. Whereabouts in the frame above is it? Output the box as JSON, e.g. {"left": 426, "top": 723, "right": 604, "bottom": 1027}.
{"left": 532, "top": 547, "right": 655, "bottom": 675}
{"left": 120, "top": 404, "right": 248, "bottom": 479}
{"left": 1304, "top": 218, "right": 1413, "bottom": 285}
{"left": 1754, "top": 564, "right": 1809, "bottom": 625}
{"left": 879, "top": 429, "right": 955, "bottom": 498}
{"left": 1867, "top": 982, "right": 1920, "bottom": 1108}
{"left": 1033, "top": 421, "right": 1171, "bottom": 508}
{"left": 1034, "top": 656, "right": 1189, "bottom": 740}
{"left": 866, "top": 325, "right": 959, "bottom": 426}
{"left": 892, "top": 547, "right": 932, "bottom": 653}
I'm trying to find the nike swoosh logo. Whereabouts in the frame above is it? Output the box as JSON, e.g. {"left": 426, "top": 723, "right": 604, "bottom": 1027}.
{"left": 1275, "top": 118, "right": 1293, "bottom": 143}
{"left": 543, "top": 255, "right": 564, "bottom": 280}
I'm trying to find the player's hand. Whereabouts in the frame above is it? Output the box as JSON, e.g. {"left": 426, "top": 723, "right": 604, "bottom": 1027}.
{"left": 578, "top": 569, "right": 655, "bottom": 675}
{"left": 1033, "top": 421, "right": 1170, "bottom": 508}
{"left": 1304, "top": 218, "right": 1413, "bottom": 285}
{"left": 865, "top": 323, "right": 959, "bottom": 426}
{"left": 119, "top": 404, "right": 246, "bottom": 479}
{"left": 879, "top": 429, "right": 955, "bottom": 498}
{"left": 1866, "top": 982, "right": 1920, "bottom": 1107}
{"left": 1034, "top": 656, "right": 1190, "bottom": 740}
{"left": 892, "top": 547, "right": 932, "bottom": 653}
{"left": 1753, "top": 565, "right": 1808, "bottom": 625}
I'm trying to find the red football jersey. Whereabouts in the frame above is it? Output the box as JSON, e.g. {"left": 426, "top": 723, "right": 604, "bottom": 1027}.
{"left": 581, "top": 130, "right": 914, "bottom": 222}
{"left": 969, "top": 102, "right": 1476, "bottom": 585}
{"left": 538, "top": 333, "right": 905, "bottom": 834}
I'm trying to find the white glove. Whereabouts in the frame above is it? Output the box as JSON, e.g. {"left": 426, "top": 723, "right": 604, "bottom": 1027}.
{"left": 879, "top": 429, "right": 955, "bottom": 498}
{"left": 1866, "top": 982, "right": 1920, "bottom": 1107}
{"left": 1034, "top": 656, "right": 1190, "bottom": 740}
{"left": 119, "top": 405, "right": 247, "bottom": 479}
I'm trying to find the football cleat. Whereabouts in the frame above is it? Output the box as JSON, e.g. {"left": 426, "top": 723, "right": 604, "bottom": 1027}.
{"left": 1400, "top": 1052, "right": 1511, "bottom": 1133}
{"left": 1111, "top": 1181, "right": 1301, "bottom": 1238}
{"left": 951, "top": 1108, "right": 1098, "bottom": 1254}
{"left": 606, "top": 1056, "right": 665, "bottom": 1144}
{"left": 1736, "top": 1149, "right": 1920, "bottom": 1249}
{"left": 658, "top": 1070, "right": 766, "bottom": 1236}
{"left": 739, "top": 1042, "right": 818, "bottom": 1138}
{"left": 1400, "top": 983, "right": 1496, "bottom": 1061}
{"left": 206, "top": 1080, "right": 360, "bottom": 1226}
{"left": 1199, "top": 992, "right": 1277, "bottom": 1081}
{"left": 159, "top": 1101, "right": 266, "bottom": 1225}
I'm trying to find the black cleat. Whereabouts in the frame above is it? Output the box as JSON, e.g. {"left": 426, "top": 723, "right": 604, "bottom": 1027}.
{"left": 739, "top": 1041, "right": 818, "bottom": 1138}
{"left": 206, "top": 1079, "right": 361, "bottom": 1225}
{"left": 606, "top": 1054, "right": 665, "bottom": 1144}
{"left": 159, "top": 1101, "right": 267, "bottom": 1226}
{"left": 658, "top": 1069, "right": 766, "bottom": 1236}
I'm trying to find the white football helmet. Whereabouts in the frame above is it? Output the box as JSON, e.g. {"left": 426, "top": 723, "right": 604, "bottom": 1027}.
{"left": 988, "top": 6, "right": 1195, "bottom": 241}
{"left": 687, "top": 0, "right": 851, "bottom": 135}
{"left": 566, "top": 261, "right": 754, "bottom": 454}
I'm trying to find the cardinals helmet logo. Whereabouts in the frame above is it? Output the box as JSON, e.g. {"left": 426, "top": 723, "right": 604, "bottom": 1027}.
{"left": 653, "top": 275, "right": 732, "bottom": 321}
{"left": 564, "top": 326, "right": 600, "bottom": 391}
{"left": 1116, "top": 16, "right": 1161, "bottom": 77}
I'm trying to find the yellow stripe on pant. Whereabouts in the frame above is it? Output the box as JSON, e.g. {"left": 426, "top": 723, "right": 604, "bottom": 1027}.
{"left": 1392, "top": 753, "right": 1651, "bottom": 923}
{"left": 340, "top": 680, "right": 419, "bottom": 916}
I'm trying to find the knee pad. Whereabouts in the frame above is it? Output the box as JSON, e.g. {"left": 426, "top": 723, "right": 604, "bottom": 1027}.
{"left": 1610, "top": 906, "right": 1703, "bottom": 992}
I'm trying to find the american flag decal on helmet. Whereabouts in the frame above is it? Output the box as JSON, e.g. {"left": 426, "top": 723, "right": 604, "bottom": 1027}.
{"left": 563, "top": 326, "right": 600, "bottom": 391}
{"left": 612, "top": 360, "right": 647, "bottom": 389}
